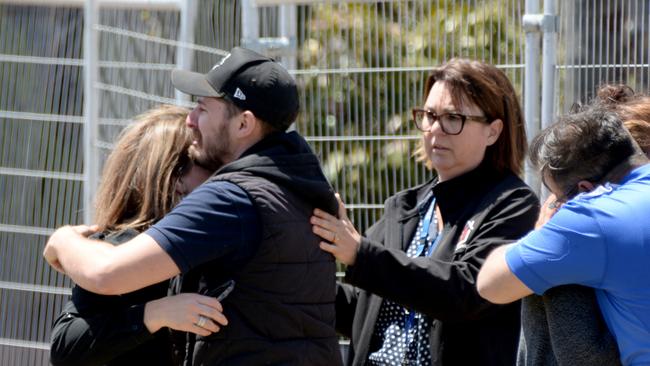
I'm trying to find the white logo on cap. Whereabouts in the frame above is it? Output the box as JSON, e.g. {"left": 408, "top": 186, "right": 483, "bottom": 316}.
{"left": 210, "top": 53, "right": 231, "bottom": 71}
{"left": 233, "top": 88, "right": 246, "bottom": 100}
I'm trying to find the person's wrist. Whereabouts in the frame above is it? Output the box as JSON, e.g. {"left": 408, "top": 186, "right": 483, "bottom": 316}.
{"left": 143, "top": 299, "right": 163, "bottom": 334}
{"left": 347, "top": 235, "right": 362, "bottom": 266}
{"left": 58, "top": 226, "right": 82, "bottom": 250}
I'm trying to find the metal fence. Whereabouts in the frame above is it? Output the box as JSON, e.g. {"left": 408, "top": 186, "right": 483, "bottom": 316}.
{"left": 558, "top": 0, "right": 650, "bottom": 110}
{"left": 0, "top": 0, "right": 649, "bottom": 364}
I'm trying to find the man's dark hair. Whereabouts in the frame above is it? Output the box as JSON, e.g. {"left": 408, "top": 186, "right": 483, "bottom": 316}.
{"left": 530, "top": 107, "right": 637, "bottom": 194}
{"left": 222, "top": 95, "right": 284, "bottom": 135}
{"left": 223, "top": 96, "right": 244, "bottom": 119}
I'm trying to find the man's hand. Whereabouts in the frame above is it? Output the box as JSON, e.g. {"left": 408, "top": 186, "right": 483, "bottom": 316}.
{"left": 43, "top": 225, "right": 99, "bottom": 273}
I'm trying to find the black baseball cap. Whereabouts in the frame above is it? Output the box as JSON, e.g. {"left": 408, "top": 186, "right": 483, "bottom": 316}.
{"left": 172, "top": 47, "right": 299, "bottom": 131}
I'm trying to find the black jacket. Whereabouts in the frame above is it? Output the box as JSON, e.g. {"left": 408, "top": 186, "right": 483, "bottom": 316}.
{"left": 50, "top": 229, "right": 173, "bottom": 366}
{"left": 172, "top": 131, "right": 343, "bottom": 366}
{"left": 337, "top": 163, "right": 539, "bottom": 365}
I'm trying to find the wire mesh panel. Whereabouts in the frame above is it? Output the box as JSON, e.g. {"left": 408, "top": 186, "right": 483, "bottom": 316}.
{"left": 95, "top": 8, "right": 181, "bottom": 164}
{"left": 0, "top": 2, "right": 238, "bottom": 364}
{"left": 557, "top": 0, "right": 650, "bottom": 112}
{"left": 0, "top": 4, "right": 84, "bottom": 364}
{"left": 265, "top": 0, "right": 526, "bottom": 234}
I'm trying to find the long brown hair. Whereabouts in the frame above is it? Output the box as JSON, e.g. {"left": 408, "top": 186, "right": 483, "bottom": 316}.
{"left": 94, "top": 105, "right": 193, "bottom": 232}
{"left": 416, "top": 59, "right": 527, "bottom": 176}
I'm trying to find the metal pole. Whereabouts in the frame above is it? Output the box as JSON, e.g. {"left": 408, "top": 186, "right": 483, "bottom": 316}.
{"left": 523, "top": 0, "right": 541, "bottom": 194}
{"left": 279, "top": 3, "right": 297, "bottom": 130}
{"left": 278, "top": 4, "right": 296, "bottom": 70}
{"left": 241, "top": 0, "right": 259, "bottom": 51}
{"left": 175, "top": 0, "right": 197, "bottom": 103}
{"left": 83, "top": 0, "right": 99, "bottom": 223}
{"left": 541, "top": 0, "right": 557, "bottom": 130}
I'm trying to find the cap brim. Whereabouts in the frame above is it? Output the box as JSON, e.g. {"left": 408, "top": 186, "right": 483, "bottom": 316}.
{"left": 171, "top": 69, "right": 224, "bottom": 97}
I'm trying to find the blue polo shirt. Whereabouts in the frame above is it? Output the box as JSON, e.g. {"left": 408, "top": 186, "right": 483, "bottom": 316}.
{"left": 145, "top": 180, "right": 261, "bottom": 273}
{"left": 506, "top": 163, "right": 650, "bottom": 366}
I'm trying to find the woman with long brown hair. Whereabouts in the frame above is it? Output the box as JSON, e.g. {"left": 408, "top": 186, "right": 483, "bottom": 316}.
{"left": 50, "top": 105, "right": 222, "bottom": 366}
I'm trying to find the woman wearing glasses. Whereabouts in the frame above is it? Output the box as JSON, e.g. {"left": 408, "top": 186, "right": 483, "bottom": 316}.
{"left": 50, "top": 105, "right": 222, "bottom": 366}
{"left": 311, "top": 59, "right": 539, "bottom": 365}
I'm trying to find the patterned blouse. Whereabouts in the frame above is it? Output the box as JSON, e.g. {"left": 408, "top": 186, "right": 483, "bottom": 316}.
{"left": 368, "top": 193, "right": 439, "bottom": 366}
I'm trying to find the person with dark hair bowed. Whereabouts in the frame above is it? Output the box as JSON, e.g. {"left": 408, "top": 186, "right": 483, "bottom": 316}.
{"left": 43, "top": 47, "right": 343, "bottom": 365}
{"left": 477, "top": 107, "right": 650, "bottom": 366}
{"left": 515, "top": 83, "right": 650, "bottom": 366}
{"left": 50, "top": 105, "right": 217, "bottom": 366}
{"left": 311, "top": 59, "right": 540, "bottom": 365}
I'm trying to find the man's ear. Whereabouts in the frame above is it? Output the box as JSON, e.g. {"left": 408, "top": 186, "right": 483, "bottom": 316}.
{"left": 236, "top": 110, "right": 259, "bottom": 137}
{"left": 486, "top": 119, "right": 503, "bottom": 146}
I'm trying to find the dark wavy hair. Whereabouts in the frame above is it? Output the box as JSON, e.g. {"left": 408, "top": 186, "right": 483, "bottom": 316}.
{"left": 529, "top": 107, "right": 637, "bottom": 194}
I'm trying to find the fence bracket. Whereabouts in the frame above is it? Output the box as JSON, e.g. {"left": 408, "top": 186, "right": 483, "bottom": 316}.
{"left": 522, "top": 14, "right": 557, "bottom": 33}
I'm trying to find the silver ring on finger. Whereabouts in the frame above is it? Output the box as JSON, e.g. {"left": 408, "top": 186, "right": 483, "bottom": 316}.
{"left": 196, "top": 315, "right": 208, "bottom": 328}
{"left": 332, "top": 232, "right": 338, "bottom": 243}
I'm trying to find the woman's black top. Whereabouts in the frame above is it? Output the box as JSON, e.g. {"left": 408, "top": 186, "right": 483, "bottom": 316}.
{"left": 50, "top": 229, "right": 173, "bottom": 366}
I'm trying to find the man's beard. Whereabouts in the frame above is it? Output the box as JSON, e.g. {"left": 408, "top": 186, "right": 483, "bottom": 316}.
{"left": 188, "top": 120, "right": 232, "bottom": 172}
{"left": 189, "top": 144, "right": 225, "bottom": 172}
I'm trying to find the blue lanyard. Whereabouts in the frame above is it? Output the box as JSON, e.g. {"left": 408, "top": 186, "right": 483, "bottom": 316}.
{"left": 414, "top": 196, "right": 440, "bottom": 258}
{"left": 405, "top": 195, "right": 442, "bottom": 341}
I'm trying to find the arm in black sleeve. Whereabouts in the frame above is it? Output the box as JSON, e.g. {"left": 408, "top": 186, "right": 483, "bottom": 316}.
{"left": 335, "top": 283, "right": 359, "bottom": 338}
{"left": 334, "top": 216, "right": 386, "bottom": 337}
{"left": 50, "top": 299, "right": 154, "bottom": 366}
{"left": 345, "top": 186, "right": 539, "bottom": 322}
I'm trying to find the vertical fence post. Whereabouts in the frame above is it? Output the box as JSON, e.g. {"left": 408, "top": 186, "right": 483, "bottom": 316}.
{"left": 241, "top": 0, "right": 259, "bottom": 50}
{"left": 523, "top": 0, "right": 542, "bottom": 195}
{"left": 279, "top": 4, "right": 296, "bottom": 70}
{"left": 541, "top": 0, "right": 557, "bottom": 130}
{"left": 176, "top": 0, "right": 197, "bottom": 103}
{"left": 83, "top": 0, "right": 99, "bottom": 223}
{"left": 279, "top": 3, "right": 296, "bottom": 130}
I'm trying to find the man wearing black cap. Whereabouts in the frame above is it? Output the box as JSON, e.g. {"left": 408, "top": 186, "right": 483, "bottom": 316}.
{"left": 44, "top": 47, "right": 343, "bottom": 365}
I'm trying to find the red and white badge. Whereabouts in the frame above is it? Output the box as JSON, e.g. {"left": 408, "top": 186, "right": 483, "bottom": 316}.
{"left": 456, "top": 219, "right": 475, "bottom": 250}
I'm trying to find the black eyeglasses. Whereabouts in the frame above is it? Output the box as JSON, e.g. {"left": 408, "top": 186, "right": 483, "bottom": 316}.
{"left": 412, "top": 108, "right": 487, "bottom": 135}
